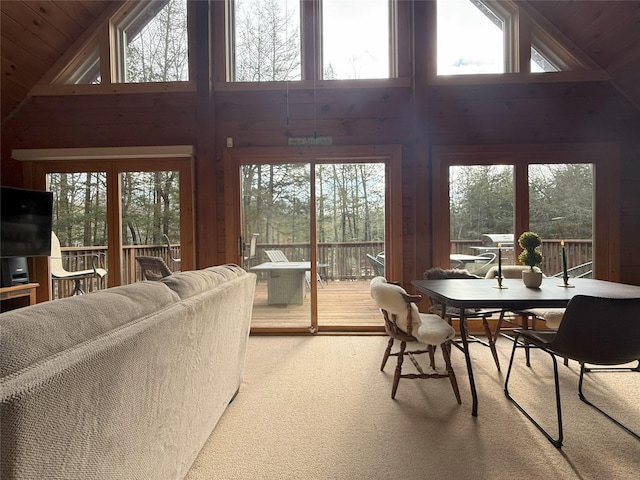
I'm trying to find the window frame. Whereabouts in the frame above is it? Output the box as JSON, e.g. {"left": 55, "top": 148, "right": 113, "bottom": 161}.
{"left": 429, "top": 0, "right": 603, "bottom": 84}
{"left": 431, "top": 143, "right": 621, "bottom": 281}
{"left": 31, "top": 0, "right": 196, "bottom": 95}
{"left": 13, "top": 146, "right": 196, "bottom": 303}
{"left": 220, "top": 0, "right": 407, "bottom": 87}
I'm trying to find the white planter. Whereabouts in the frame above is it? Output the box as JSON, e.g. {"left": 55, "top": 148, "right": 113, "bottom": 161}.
{"left": 522, "top": 270, "right": 543, "bottom": 288}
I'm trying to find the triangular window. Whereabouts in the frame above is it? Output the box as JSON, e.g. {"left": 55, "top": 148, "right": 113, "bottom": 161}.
{"left": 53, "top": 0, "right": 189, "bottom": 86}
{"left": 65, "top": 44, "right": 101, "bottom": 85}
{"left": 114, "top": 0, "right": 189, "bottom": 83}
{"left": 437, "top": 0, "right": 591, "bottom": 76}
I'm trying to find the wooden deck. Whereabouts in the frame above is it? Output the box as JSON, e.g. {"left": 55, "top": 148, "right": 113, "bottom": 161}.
{"left": 250, "top": 279, "right": 514, "bottom": 335}
{"left": 250, "top": 279, "right": 384, "bottom": 331}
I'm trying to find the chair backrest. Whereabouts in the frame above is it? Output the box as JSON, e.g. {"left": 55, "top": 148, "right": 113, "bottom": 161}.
{"left": 50, "top": 232, "right": 68, "bottom": 276}
{"left": 370, "top": 277, "right": 420, "bottom": 338}
{"left": 485, "top": 265, "right": 539, "bottom": 279}
{"left": 549, "top": 295, "right": 640, "bottom": 365}
{"left": 424, "top": 267, "right": 479, "bottom": 279}
{"left": 136, "top": 256, "right": 173, "bottom": 281}
{"left": 248, "top": 234, "right": 258, "bottom": 258}
{"left": 366, "top": 254, "right": 385, "bottom": 277}
{"left": 163, "top": 234, "right": 181, "bottom": 263}
{"left": 265, "top": 250, "right": 289, "bottom": 262}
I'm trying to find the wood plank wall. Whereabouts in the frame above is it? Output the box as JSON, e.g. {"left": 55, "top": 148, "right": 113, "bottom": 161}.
{"left": 3, "top": 78, "right": 638, "bottom": 285}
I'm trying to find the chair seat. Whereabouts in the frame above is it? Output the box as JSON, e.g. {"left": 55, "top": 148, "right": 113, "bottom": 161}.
{"left": 520, "top": 308, "right": 565, "bottom": 329}
{"left": 505, "top": 295, "right": 640, "bottom": 447}
{"left": 415, "top": 312, "right": 456, "bottom": 345}
{"left": 52, "top": 267, "right": 107, "bottom": 279}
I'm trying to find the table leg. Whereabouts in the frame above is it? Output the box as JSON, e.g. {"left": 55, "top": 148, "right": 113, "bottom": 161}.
{"left": 458, "top": 311, "right": 478, "bottom": 416}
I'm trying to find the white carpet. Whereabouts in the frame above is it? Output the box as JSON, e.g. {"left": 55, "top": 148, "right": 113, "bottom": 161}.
{"left": 184, "top": 335, "right": 640, "bottom": 480}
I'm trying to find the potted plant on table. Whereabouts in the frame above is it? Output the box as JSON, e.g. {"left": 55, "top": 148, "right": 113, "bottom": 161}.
{"left": 518, "top": 231, "right": 544, "bottom": 288}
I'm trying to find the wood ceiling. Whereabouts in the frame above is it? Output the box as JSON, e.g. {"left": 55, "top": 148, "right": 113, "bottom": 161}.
{"left": 1, "top": 0, "right": 639, "bottom": 126}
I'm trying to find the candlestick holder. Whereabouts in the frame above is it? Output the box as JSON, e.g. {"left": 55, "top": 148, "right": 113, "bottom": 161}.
{"left": 558, "top": 275, "right": 575, "bottom": 288}
{"left": 493, "top": 276, "right": 508, "bottom": 289}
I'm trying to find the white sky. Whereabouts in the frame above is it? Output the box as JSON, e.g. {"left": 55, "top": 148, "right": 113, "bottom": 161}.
{"left": 275, "top": 0, "right": 543, "bottom": 79}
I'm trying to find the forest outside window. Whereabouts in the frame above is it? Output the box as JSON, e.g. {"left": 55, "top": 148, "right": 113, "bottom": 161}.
{"left": 54, "top": 0, "right": 190, "bottom": 86}
{"left": 114, "top": 0, "right": 189, "bottom": 83}
{"left": 228, "top": 0, "right": 394, "bottom": 82}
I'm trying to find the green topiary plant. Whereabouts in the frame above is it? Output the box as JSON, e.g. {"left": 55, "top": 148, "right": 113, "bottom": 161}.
{"left": 518, "top": 231, "right": 543, "bottom": 271}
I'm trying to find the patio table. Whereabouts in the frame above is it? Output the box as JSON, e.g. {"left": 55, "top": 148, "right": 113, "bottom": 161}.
{"left": 411, "top": 277, "right": 640, "bottom": 417}
{"left": 250, "top": 262, "right": 332, "bottom": 305}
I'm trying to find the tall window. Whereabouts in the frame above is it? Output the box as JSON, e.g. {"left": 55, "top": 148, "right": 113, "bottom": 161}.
{"left": 322, "top": 0, "right": 389, "bottom": 79}
{"left": 231, "top": 0, "right": 301, "bottom": 82}
{"left": 229, "top": 0, "right": 393, "bottom": 82}
{"left": 437, "top": 0, "right": 505, "bottom": 75}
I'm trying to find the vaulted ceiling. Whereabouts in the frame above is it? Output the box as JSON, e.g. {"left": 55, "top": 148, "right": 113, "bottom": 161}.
{"left": 1, "top": 0, "right": 639, "bottom": 126}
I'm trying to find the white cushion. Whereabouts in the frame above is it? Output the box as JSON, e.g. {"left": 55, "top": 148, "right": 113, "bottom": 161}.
{"left": 371, "top": 276, "right": 455, "bottom": 345}
{"left": 525, "top": 307, "right": 565, "bottom": 329}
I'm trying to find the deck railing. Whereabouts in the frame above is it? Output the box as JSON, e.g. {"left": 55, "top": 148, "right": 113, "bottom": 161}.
{"left": 51, "top": 239, "right": 591, "bottom": 298}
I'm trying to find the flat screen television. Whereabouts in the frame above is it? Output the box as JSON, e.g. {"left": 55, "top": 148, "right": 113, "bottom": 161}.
{"left": 1, "top": 186, "right": 54, "bottom": 258}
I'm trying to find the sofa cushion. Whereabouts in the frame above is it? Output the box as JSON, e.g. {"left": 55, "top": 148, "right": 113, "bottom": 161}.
{"left": 160, "top": 264, "right": 247, "bottom": 300}
{"left": 0, "top": 281, "right": 180, "bottom": 378}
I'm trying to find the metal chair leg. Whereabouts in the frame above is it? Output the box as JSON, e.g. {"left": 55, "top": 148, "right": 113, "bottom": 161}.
{"left": 504, "top": 333, "right": 564, "bottom": 448}
{"left": 578, "top": 363, "right": 640, "bottom": 440}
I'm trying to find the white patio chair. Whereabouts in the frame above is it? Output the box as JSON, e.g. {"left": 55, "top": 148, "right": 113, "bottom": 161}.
{"left": 50, "top": 232, "right": 107, "bottom": 296}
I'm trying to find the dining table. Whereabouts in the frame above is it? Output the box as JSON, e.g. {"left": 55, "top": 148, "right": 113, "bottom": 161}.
{"left": 411, "top": 276, "right": 640, "bottom": 417}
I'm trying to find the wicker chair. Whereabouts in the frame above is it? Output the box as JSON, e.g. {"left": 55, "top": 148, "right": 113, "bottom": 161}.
{"left": 136, "top": 256, "right": 174, "bottom": 281}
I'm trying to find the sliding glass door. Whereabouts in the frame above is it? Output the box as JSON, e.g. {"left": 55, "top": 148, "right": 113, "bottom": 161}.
{"left": 226, "top": 146, "right": 402, "bottom": 333}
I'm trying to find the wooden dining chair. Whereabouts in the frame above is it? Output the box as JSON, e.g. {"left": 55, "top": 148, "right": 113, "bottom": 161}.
{"left": 370, "top": 277, "right": 461, "bottom": 403}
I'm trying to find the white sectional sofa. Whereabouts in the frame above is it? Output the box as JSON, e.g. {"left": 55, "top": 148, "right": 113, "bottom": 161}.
{"left": 0, "top": 264, "right": 256, "bottom": 480}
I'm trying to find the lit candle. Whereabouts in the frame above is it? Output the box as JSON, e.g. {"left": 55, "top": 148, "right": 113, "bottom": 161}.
{"left": 561, "top": 240, "right": 568, "bottom": 279}
{"left": 497, "top": 243, "right": 502, "bottom": 278}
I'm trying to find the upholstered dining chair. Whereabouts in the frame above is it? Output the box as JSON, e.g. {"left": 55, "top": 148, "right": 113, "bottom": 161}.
{"left": 370, "top": 276, "right": 461, "bottom": 403}
{"left": 504, "top": 295, "right": 640, "bottom": 448}
{"left": 136, "top": 255, "right": 174, "bottom": 281}
{"left": 424, "top": 267, "right": 501, "bottom": 370}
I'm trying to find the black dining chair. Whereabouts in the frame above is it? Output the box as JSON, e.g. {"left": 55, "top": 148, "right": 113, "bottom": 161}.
{"left": 504, "top": 295, "right": 640, "bottom": 448}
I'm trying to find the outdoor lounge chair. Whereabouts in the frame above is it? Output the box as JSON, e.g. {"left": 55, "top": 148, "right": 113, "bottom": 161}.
{"left": 50, "top": 232, "right": 107, "bottom": 296}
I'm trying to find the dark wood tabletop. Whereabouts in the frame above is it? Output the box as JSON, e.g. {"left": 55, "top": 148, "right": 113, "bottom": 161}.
{"left": 411, "top": 277, "right": 640, "bottom": 311}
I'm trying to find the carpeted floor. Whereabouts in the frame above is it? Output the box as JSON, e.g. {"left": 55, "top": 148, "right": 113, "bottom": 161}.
{"left": 184, "top": 335, "right": 640, "bottom": 480}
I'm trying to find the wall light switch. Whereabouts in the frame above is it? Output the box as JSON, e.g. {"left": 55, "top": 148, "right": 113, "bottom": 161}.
{"left": 226, "top": 137, "right": 233, "bottom": 147}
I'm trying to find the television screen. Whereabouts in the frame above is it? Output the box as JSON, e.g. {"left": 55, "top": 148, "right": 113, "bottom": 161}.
{"left": 1, "top": 186, "right": 54, "bottom": 258}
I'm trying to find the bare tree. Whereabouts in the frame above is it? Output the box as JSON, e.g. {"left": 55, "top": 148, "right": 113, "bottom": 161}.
{"left": 234, "top": 0, "right": 301, "bottom": 81}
